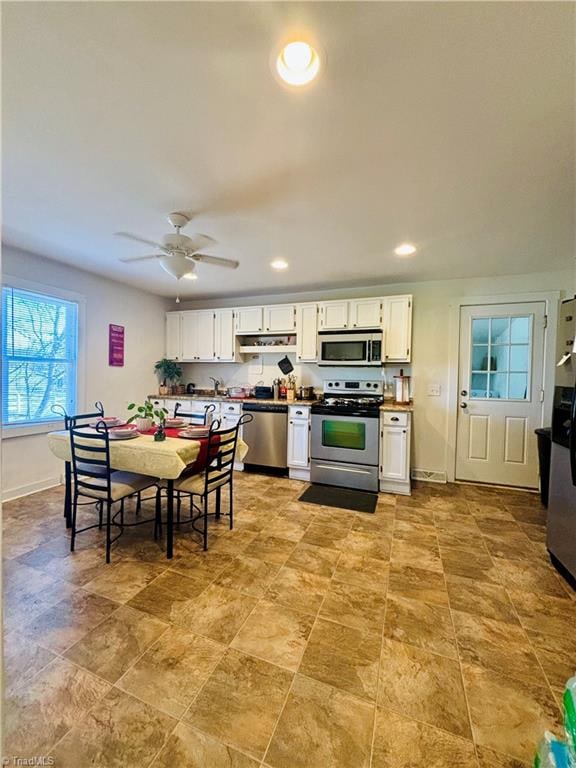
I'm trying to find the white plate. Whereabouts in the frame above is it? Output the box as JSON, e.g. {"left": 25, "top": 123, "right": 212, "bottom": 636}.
{"left": 165, "top": 418, "right": 186, "bottom": 427}
{"left": 89, "top": 418, "right": 124, "bottom": 428}
{"left": 178, "top": 428, "right": 209, "bottom": 439}
{"left": 109, "top": 431, "right": 140, "bottom": 441}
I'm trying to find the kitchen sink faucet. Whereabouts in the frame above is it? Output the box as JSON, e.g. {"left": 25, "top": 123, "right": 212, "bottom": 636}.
{"left": 209, "top": 377, "right": 222, "bottom": 396}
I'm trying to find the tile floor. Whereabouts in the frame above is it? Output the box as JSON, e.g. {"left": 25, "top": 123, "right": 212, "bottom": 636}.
{"left": 3, "top": 474, "right": 575, "bottom": 767}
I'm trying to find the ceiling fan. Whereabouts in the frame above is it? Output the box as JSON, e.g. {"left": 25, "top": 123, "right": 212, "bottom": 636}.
{"left": 115, "top": 212, "right": 239, "bottom": 297}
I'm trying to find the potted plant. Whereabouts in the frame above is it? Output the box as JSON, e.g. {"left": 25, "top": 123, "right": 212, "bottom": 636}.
{"left": 126, "top": 400, "right": 168, "bottom": 434}
{"left": 154, "top": 359, "right": 183, "bottom": 395}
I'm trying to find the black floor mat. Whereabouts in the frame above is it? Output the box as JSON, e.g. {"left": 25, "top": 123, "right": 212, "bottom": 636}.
{"left": 298, "top": 484, "right": 377, "bottom": 513}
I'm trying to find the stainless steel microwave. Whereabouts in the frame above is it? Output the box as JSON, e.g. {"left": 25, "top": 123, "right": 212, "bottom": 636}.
{"left": 317, "top": 331, "right": 383, "bottom": 367}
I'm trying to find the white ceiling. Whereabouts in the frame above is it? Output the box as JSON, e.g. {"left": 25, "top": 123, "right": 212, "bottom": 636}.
{"left": 2, "top": 2, "right": 574, "bottom": 299}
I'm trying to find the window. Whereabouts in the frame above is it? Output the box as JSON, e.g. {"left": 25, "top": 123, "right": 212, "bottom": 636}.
{"left": 469, "top": 315, "right": 532, "bottom": 400}
{"left": 2, "top": 286, "right": 78, "bottom": 426}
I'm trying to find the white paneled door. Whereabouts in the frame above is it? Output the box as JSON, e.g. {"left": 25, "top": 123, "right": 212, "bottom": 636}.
{"left": 456, "top": 302, "right": 546, "bottom": 488}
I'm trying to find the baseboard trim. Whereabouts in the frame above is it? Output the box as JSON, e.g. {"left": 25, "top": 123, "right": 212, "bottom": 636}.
{"left": 2, "top": 476, "right": 62, "bottom": 502}
{"left": 411, "top": 469, "right": 448, "bottom": 484}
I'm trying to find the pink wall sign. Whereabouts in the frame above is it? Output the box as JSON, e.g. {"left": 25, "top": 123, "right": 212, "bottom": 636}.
{"left": 108, "top": 324, "right": 125, "bottom": 367}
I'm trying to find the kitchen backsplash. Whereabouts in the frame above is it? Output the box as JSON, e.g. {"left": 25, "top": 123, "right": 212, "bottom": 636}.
{"left": 180, "top": 354, "right": 412, "bottom": 398}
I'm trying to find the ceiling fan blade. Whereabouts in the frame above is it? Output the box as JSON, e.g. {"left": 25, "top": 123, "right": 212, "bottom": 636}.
{"left": 119, "top": 254, "right": 161, "bottom": 263}
{"left": 115, "top": 232, "right": 168, "bottom": 251}
{"left": 184, "top": 234, "right": 216, "bottom": 253}
{"left": 189, "top": 254, "right": 239, "bottom": 269}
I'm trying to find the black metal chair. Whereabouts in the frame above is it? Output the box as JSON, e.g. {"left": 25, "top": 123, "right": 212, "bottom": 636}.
{"left": 170, "top": 413, "right": 252, "bottom": 550}
{"left": 69, "top": 421, "right": 160, "bottom": 563}
{"left": 173, "top": 402, "right": 216, "bottom": 425}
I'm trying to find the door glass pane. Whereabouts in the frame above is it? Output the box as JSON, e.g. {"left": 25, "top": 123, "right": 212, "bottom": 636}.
{"left": 472, "top": 345, "right": 489, "bottom": 371}
{"left": 509, "top": 373, "right": 528, "bottom": 399}
{"left": 471, "top": 373, "right": 488, "bottom": 398}
{"left": 510, "top": 345, "right": 529, "bottom": 372}
{"left": 472, "top": 318, "right": 489, "bottom": 344}
{"left": 489, "top": 373, "right": 507, "bottom": 399}
{"left": 322, "top": 420, "right": 366, "bottom": 450}
{"left": 490, "top": 317, "right": 510, "bottom": 344}
{"left": 491, "top": 346, "right": 509, "bottom": 372}
{"left": 510, "top": 317, "right": 530, "bottom": 343}
{"left": 469, "top": 314, "right": 531, "bottom": 401}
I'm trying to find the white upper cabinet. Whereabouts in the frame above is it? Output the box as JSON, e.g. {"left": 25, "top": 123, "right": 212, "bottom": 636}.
{"left": 349, "top": 298, "right": 382, "bottom": 329}
{"left": 181, "top": 310, "right": 216, "bottom": 361}
{"left": 166, "top": 312, "right": 182, "bottom": 360}
{"left": 214, "top": 309, "right": 236, "bottom": 362}
{"left": 296, "top": 303, "right": 318, "bottom": 362}
{"left": 383, "top": 295, "right": 412, "bottom": 362}
{"left": 235, "top": 306, "right": 263, "bottom": 334}
{"left": 318, "top": 300, "right": 349, "bottom": 330}
{"left": 264, "top": 304, "right": 296, "bottom": 333}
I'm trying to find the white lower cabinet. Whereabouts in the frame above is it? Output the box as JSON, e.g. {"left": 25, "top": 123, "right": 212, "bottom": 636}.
{"left": 379, "top": 411, "right": 411, "bottom": 495}
{"left": 288, "top": 405, "right": 310, "bottom": 481}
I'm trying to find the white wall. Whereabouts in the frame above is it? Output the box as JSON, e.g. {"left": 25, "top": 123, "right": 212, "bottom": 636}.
{"left": 1, "top": 245, "right": 169, "bottom": 500}
{"left": 178, "top": 269, "right": 572, "bottom": 479}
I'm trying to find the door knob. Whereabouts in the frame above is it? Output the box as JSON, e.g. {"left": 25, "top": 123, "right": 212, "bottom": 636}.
{"left": 460, "top": 402, "right": 467, "bottom": 409}
{"left": 460, "top": 390, "right": 468, "bottom": 396}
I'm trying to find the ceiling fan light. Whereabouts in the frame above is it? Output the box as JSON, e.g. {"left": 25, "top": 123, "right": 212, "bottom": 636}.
{"left": 159, "top": 255, "right": 195, "bottom": 280}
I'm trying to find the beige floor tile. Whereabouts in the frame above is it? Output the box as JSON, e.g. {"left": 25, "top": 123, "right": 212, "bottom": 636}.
{"left": 284, "top": 542, "right": 341, "bottom": 577}
{"left": 476, "top": 746, "right": 531, "bottom": 768}
{"left": 118, "top": 626, "right": 225, "bottom": 717}
{"left": 311, "top": 507, "right": 358, "bottom": 528}
{"left": 64, "top": 605, "right": 167, "bottom": 682}
{"left": 388, "top": 563, "right": 449, "bottom": 606}
{"left": 243, "top": 534, "right": 297, "bottom": 564}
{"left": 4, "top": 657, "right": 110, "bottom": 754}
{"left": 332, "top": 551, "right": 389, "bottom": 590}
{"left": 265, "top": 674, "right": 374, "bottom": 768}
{"left": 440, "top": 546, "right": 501, "bottom": 583}
{"left": 170, "top": 584, "right": 257, "bottom": 643}
{"left": 452, "top": 611, "right": 547, "bottom": 686}
{"left": 51, "top": 686, "right": 175, "bottom": 767}
{"left": 482, "top": 532, "right": 538, "bottom": 560}
{"left": 126, "top": 568, "right": 210, "bottom": 622}
{"left": 266, "top": 565, "right": 331, "bottom": 615}
{"left": 214, "top": 554, "right": 281, "bottom": 597}
{"left": 299, "top": 617, "right": 381, "bottom": 701}
{"left": 82, "top": 559, "right": 165, "bottom": 603}
{"left": 492, "top": 558, "right": 569, "bottom": 598}
{"left": 390, "top": 539, "right": 443, "bottom": 572}
{"left": 300, "top": 521, "right": 351, "bottom": 550}
{"left": 351, "top": 512, "right": 394, "bottom": 533}
{"left": 231, "top": 599, "right": 314, "bottom": 671}
{"left": 384, "top": 594, "right": 457, "bottom": 658}
{"left": 320, "top": 580, "right": 387, "bottom": 631}
{"left": 372, "top": 708, "right": 477, "bottom": 768}
{"left": 462, "top": 662, "right": 562, "bottom": 762}
{"left": 151, "top": 722, "right": 260, "bottom": 768}
{"left": 169, "top": 549, "right": 236, "bottom": 579}
{"left": 3, "top": 631, "right": 57, "bottom": 694}
{"left": 509, "top": 590, "right": 576, "bottom": 636}
{"left": 341, "top": 529, "right": 392, "bottom": 561}
{"left": 264, "top": 515, "right": 311, "bottom": 541}
{"left": 184, "top": 648, "right": 293, "bottom": 760}
{"left": 378, "top": 638, "right": 471, "bottom": 738}
{"left": 527, "top": 630, "right": 576, "bottom": 689}
{"left": 446, "top": 575, "right": 519, "bottom": 623}
{"left": 23, "top": 590, "right": 118, "bottom": 653}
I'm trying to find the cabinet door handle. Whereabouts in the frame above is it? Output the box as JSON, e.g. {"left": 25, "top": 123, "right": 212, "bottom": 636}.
{"left": 296, "top": 410, "right": 303, "bottom": 415}
{"left": 391, "top": 416, "right": 399, "bottom": 422}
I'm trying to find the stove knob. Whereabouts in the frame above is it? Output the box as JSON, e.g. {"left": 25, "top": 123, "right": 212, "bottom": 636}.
{"left": 335, "top": 382, "right": 340, "bottom": 387}
{"left": 328, "top": 382, "right": 333, "bottom": 388}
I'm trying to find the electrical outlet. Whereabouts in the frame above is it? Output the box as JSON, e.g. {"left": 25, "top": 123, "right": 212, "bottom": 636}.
{"left": 427, "top": 382, "right": 441, "bottom": 397}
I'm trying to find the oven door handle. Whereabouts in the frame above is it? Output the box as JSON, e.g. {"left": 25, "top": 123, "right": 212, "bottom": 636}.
{"left": 313, "top": 463, "right": 373, "bottom": 475}
{"left": 367, "top": 340, "right": 372, "bottom": 364}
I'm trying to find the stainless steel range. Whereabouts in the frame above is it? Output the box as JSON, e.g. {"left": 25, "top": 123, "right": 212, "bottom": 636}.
{"left": 311, "top": 379, "right": 383, "bottom": 492}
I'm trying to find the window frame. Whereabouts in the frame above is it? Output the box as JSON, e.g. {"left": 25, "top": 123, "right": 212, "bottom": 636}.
{"left": 1, "top": 276, "right": 86, "bottom": 439}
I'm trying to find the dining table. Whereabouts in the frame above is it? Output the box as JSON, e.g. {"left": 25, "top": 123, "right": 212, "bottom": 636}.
{"left": 47, "top": 427, "right": 248, "bottom": 559}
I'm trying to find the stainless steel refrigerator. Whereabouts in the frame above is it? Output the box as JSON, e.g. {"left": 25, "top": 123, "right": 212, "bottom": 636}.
{"left": 547, "top": 296, "right": 576, "bottom": 584}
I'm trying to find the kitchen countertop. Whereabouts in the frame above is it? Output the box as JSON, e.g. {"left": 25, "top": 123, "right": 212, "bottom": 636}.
{"left": 149, "top": 393, "right": 413, "bottom": 411}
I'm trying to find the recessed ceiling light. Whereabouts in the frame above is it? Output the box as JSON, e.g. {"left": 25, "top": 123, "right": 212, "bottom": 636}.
{"left": 182, "top": 272, "right": 198, "bottom": 280}
{"left": 276, "top": 41, "right": 320, "bottom": 86}
{"left": 394, "top": 243, "right": 417, "bottom": 256}
{"left": 270, "top": 258, "right": 289, "bottom": 270}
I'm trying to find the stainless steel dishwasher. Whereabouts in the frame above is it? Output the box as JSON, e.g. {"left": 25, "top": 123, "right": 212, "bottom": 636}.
{"left": 241, "top": 402, "right": 288, "bottom": 469}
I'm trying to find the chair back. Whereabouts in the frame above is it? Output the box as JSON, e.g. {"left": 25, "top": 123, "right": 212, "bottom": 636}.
{"left": 201, "top": 413, "right": 253, "bottom": 494}
{"left": 69, "top": 421, "right": 112, "bottom": 500}
{"left": 52, "top": 401, "right": 105, "bottom": 429}
{"left": 174, "top": 402, "right": 216, "bottom": 426}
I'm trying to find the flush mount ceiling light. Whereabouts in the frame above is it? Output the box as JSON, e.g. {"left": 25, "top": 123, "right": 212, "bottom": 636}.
{"left": 394, "top": 243, "right": 417, "bottom": 256}
{"left": 270, "top": 258, "right": 289, "bottom": 270}
{"left": 182, "top": 272, "right": 198, "bottom": 280}
{"left": 276, "top": 41, "right": 320, "bottom": 86}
